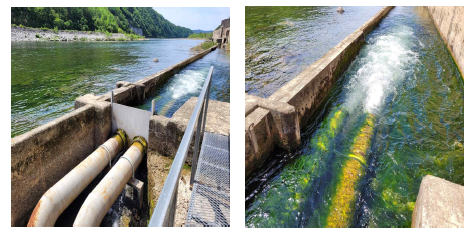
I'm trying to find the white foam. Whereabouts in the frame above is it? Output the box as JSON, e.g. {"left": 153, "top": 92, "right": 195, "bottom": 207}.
{"left": 343, "top": 25, "right": 418, "bottom": 115}
{"left": 167, "top": 69, "right": 207, "bottom": 99}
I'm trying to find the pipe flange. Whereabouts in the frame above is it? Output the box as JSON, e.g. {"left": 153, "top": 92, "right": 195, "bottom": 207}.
{"left": 115, "top": 129, "right": 128, "bottom": 150}
{"left": 132, "top": 136, "right": 148, "bottom": 155}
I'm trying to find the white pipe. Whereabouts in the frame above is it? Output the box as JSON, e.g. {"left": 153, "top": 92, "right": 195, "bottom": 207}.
{"left": 27, "top": 129, "right": 128, "bottom": 227}
{"left": 73, "top": 136, "right": 147, "bottom": 227}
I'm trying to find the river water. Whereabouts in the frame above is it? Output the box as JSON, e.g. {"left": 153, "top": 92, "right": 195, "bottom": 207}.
{"left": 245, "top": 6, "right": 382, "bottom": 97}
{"left": 11, "top": 39, "right": 207, "bottom": 137}
{"left": 245, "top": 7, "right": 463, "bottom": 228}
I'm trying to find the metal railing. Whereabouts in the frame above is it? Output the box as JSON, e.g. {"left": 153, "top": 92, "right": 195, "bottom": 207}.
{"left": 148, "top": 66, "right": 213, "bottom": 227}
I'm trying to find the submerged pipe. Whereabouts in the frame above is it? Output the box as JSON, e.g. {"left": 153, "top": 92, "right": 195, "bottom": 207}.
{"left": 73, "top": 136, "right": 147, "bottom": 227}
{"left": 27, "top": 129, "right": 128, "bottom": 227}
{"left": 245, "top": 106, "right": 348, "bottom": 227}
{"left": 326, "top": 114, "right": 376, "bottom": 227}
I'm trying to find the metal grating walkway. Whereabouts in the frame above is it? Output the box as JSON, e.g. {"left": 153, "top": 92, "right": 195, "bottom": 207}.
{"left": 185, "top": 132, "right": 230, "bottom": 227}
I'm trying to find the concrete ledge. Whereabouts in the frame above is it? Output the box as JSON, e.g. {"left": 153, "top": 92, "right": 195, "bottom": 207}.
{"left": 412, "top": 175, "right": 464, "bottom": 228}
{"left": 244, "top": 6, "right": 394, "bottom": 178}
{"left": 149, "top": 97, "right": 230, "bottom": 164}
{"left": 426, "top": 6, "right": 464, "bottom": 77}
{"left": 245, "top": 94, "right": 300, "bottom": 151}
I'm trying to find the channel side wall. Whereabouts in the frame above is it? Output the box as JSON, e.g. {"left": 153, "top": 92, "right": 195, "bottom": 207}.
{"left": 245, "top": 6, "right": 394, "bottom": 177}
{"left": 425, "top": 6, "right": 464, "bottom": 77}
{"left": 10, "top": 45, "right": 219, "bottom": 226}
{"left": 97, "top": 45, "right": 218, "bottom": 106}
{"left": 10, "top": 102, "right": 111, "bottom": 227}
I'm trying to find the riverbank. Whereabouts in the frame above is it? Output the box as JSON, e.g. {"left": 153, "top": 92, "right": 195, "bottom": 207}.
{"left": 11, "top": 26, "right": 144, "bottom": 42}
{"left": 191, "top": 40, "right": 218, "bottom": 52}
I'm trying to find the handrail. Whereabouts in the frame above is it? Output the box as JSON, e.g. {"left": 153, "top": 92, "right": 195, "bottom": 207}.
{"left": 148, "top": 66, "right": 213, "bottom": 227}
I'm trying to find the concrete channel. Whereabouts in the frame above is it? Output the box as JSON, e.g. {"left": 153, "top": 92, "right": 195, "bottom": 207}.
{"left": 244, "top": 6, "right": 464, "bottom": 227}
{"left": 244, "top": 6, "right": 464, "bottom": 178}
{"left": 245, "top": 6, "right": 394, "bottom": 177}
{"left": 11, "top": 45, "right": 230, "bottom": 227}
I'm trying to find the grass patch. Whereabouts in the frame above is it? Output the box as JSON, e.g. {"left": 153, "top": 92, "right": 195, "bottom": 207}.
{"left": 191, "top": 40, "right": 218, "bottom": 52}
{"left": 183, "top": 164, "right": 192, "bottom": 170}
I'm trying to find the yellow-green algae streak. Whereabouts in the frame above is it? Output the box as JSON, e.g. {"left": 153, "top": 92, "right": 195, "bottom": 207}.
{"left": 326, "top": 114, "right": 375, "bottom": 227}
{"left": 245, "top": 106, "right": 347, "bottom": 227}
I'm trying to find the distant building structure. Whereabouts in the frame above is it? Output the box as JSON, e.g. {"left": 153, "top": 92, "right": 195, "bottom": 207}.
{"left": 213, "top": 18, "right": 230, "bottom": 48}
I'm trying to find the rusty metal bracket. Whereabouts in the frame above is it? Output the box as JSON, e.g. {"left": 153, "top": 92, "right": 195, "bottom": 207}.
{"left": 120, "top": 155, "right": 135, "bottom": 179}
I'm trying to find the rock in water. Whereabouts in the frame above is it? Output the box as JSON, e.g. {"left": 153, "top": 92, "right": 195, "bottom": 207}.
{"left": 152, "top": 58, "right": 159, "bottom": 62}
{"left": 336, "top": 7, "right": 345, "bottom": 13}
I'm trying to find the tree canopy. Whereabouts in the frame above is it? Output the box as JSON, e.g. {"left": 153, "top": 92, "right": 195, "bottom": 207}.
{"left": 11, "top": 7, "right": 193, "bottom": 38}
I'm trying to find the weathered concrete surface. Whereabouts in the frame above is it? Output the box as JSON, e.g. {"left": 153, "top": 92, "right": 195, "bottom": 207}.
{"left": 245, "top": 7, "right": 394, "bottom": 178}
{"left": 74, "top": 94, "right": 112, "bottom": 148}
{"left": 426, "top": 6, "right": 464, "bottom": 77}
{"left": 149, "top": 98, "right": 230, "bottom": 164}
{"left": 11, "top": 105, "right": 96, "bottom": 227}
{"left": 245, "top": 94, "right": 301, "bottom": 177}
{"left": 173, "top": 97, "right": 230, "bottom": 136}
{"left": 245, "top": 107, "right": 274, "bottom": 177}
{"left": 411, "top": 175, "right": 464, "bottom": 228}
{"left": 213, "top": 19, "right": 230, "bottom": 45}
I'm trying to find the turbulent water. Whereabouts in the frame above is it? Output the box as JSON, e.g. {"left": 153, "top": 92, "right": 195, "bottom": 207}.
{"left": 11, "top": 39, "right": 204, "bottom": 137}
{"left": 245, "top": 7, "right": 463, "bottom": 228}
{"left": 137, "top": 48, "right": 230, "bottom": 116}
{"left": 245, "top": 6, "right": 382, "bottom": 97}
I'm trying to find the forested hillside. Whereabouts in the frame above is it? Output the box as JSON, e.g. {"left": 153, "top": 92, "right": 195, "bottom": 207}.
{"left": 11, "top": 7, "right": 193, "bottom": 38}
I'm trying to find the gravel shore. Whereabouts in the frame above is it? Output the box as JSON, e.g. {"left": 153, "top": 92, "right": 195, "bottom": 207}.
{"left": 11, "top": 26, "right": 129, "bottom": 42}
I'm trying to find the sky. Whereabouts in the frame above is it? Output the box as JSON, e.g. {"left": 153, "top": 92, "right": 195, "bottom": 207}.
{"left": 153, "top": 7, "right": 230, "bottom": 31}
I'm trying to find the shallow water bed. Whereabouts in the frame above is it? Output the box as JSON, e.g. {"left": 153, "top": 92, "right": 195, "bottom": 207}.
{"left": 245, "top": 7, "right": 463, "bottom": 228}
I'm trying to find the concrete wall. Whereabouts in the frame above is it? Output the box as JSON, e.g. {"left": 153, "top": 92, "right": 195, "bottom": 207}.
{"left": 212, "top": 19, "right": 230, "bottom": 45}
{"left": 213, "top": 28, "right": 222, "bottom": 43}
{"left": 11, "top": 45, "right": 219, "bottom": 226}
{"left": 426, "top": 6, "right": 464, "bottom": 77}
{"left": 411, "top": 175, "right": 464, "bottom": 227}
{"left": 11, "top": 100, "right": 111, "bottom": 226}
{"left": 244, "top": 6, "right": 394, "bottom": 177}
{"left": 149, "top": 97, "right": 230, "bottom": 164}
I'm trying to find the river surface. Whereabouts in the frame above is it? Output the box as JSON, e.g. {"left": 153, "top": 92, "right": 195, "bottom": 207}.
{"left": 11, "top": 38, "right": 204, "bottom": 137}
{"left": 245, "top": 6, "right": 382, "bottom": 97}
{"left": 245, "top": 7, "right": 463, "bottom": 228}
